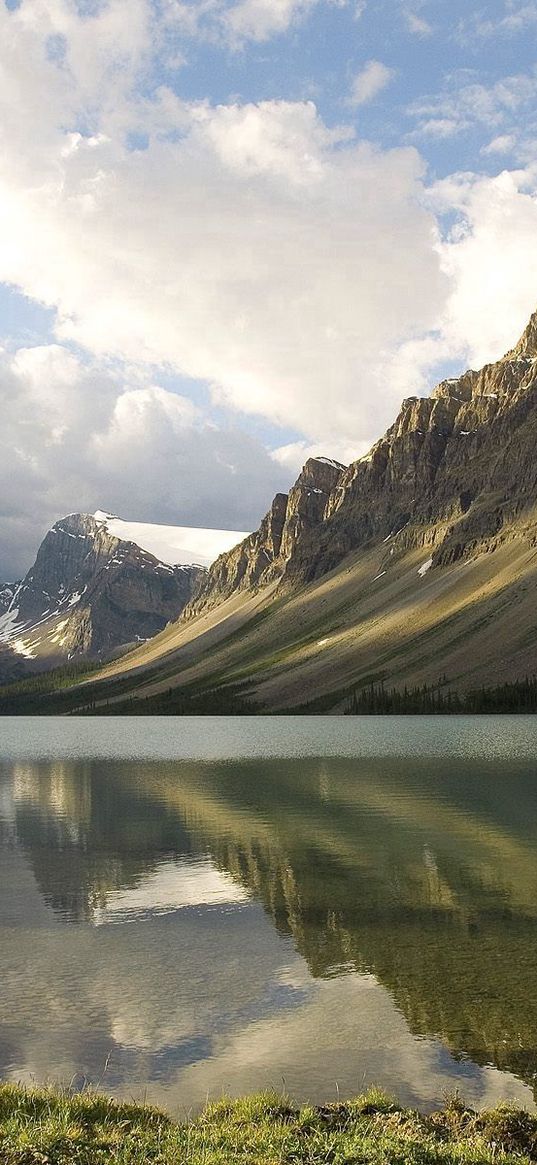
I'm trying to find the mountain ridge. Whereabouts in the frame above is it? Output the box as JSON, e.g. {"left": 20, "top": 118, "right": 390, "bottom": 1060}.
{"left": 5, "top": 307, "right": 537, "bottom": 711}
{"left": 185, "top": 456, "right": 346, "bottom": 617}
{"left": 183, "top": 310, "right": 537, "bottom": 616}
{"left": 0, "top": 512, "right": 207, "bottom": 674}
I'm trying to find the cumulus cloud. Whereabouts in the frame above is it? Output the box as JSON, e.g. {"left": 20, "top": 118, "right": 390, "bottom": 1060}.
{"left": 0, "top": 1, "right": 447, "bottom": 450}
{"left": 348, "top": 59, "right": 395, "bottom": 105}
{"left": 428, "top": 167, "right": 537, "bottom": 368}
{"left": 396, "top": 0, "right": 433, "bottom": 36}
{"left": 0, "top": 346, "right": 288, "bottom": 579}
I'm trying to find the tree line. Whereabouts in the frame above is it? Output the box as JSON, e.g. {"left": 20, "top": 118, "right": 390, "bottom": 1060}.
{"left": 346, "top": 676, "right": 537, "bottom": 714}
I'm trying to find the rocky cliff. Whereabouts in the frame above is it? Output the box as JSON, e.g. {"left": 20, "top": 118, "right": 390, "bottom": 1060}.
{"left": 293, "top": 326, "right": 537, "bottom": 584}
{"left": 185, "top": 456, "right": 346, "bottom": 616}
{"left": 0, "top": 583, "right": 18, "bottom": 614}
{"left": 0, "top": 512, "right": 205, "bottom": 673}
{"left": 186, "top": 312, "right": 537, "bottom": 612}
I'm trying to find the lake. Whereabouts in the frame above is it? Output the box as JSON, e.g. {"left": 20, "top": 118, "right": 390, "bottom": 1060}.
{"left": 1, "top": 715, "right": 537, "bottom": 1116}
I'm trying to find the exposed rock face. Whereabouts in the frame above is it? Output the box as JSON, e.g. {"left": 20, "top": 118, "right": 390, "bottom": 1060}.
{"left": 185, "top": 457, "right": 345, "bottom": 617}
{"left": 0, "top": 584, "right": 18, "bottom": 615}
{"left": 292, "top": 331, "right": 537, "bottom": 584}
{"left": 186, "top": 311, "right": 537, "bottom": 615}
{"left": 0, "top": 513, "right": 205, "bottom": 671}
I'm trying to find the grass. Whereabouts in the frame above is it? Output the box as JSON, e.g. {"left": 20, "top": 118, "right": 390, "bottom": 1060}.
{"left": 1, "top": 1085, "right": 537, "bottom": 1164}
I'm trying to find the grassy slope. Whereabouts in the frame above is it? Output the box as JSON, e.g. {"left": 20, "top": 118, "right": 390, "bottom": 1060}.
{"left": 62, "top": 529, "right": 537, "bottom": 712}
{"left": 3, "top": 522, "right": 537, "bottom": 713}
{"left": 2, "top": 1085, "right": 537, "bottom": 1164}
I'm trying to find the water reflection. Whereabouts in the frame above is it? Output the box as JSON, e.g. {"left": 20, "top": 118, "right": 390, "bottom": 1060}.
{"left": 1, "top": 747, "right": 537, "bottom": 1112}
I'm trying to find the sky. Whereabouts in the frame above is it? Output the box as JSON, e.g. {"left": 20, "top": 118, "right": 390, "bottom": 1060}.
{"left": 2, "top": 0, "right": 537, "bottom": 577}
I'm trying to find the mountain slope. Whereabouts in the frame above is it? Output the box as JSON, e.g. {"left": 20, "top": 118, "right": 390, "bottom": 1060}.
{"left": 75, "top": 528, "right": 537, "bottom": 712}
{"left": 10, "top": 309, "right": 537, "bottom": 711}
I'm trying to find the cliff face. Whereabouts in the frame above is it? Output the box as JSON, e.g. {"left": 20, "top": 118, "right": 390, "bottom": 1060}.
{"left": 185, "top": 457, "right": 345, "bottom": 616}
{"left": 186, "top": 313, "right": 537, "bottom": 613}
{"left": 293, "top": 336, "right": 537, "bottom": 584}
{"left": 0, "top": 584, "right": 18, "bottom": 615}
{"left": 0, "top": 513, "right": 205, "bottom": 671}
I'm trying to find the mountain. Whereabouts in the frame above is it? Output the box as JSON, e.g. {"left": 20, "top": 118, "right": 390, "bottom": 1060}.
{"left": 0, "top": 513, "right": 246, "bottom": 676}
{"left": 7, "top": 307, "right": 537, "bottom": 712}
{"left": 0, "top": 583, "right": 18, "bottom": 613}
{"left": 189, "top": 314, "right": 537, "bottom": 609}
{"left": 185, "top": 456, "right": 346, "bottom": 617}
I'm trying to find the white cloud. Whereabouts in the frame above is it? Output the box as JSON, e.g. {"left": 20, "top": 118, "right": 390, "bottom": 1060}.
{"left": 429, "top": 167, "right": 537, "bottom": 369}
{"left": 0, "top": 346, "right": 288, "bottom": 578}
{"left": 408, "top": 70, "right": 537, "bottom": 140}
{"left": 402, "top": 1, "right": 433, "bottom": 36}
{"left": 461, "top": 1, "right": 537, "bottom": 39}
{"left": 222, "top": 0, "right": 318, "bottom": 43}
{"left": 406, "top": 11, "right": 432, "bottom": 36}
{"left": 0, "top": 2, "right": 448, "bottom": 452}
{"left": 162, "top": 0, "right": 344, "bottom": 44}
{"left": 271, "top": 438, "right": 367, "bottom": 476}
{"left": 414, "top": 117, "right": 461, "bottom": 139}
{"left": 348, "top": 59, "right": 395, "bottom": 106}
{"left": 481, "top": 133, "right": 518, "bottom": 156}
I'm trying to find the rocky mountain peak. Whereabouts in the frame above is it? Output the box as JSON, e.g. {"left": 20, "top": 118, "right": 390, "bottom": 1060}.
{"left": 0, "top": 512, "right": 206, "bottom": 674}
{"left": 184, "top": 455, "right": 347, "bottom": 617}
{"left": 510, "top": 308, "right": 537, "bottom": 358}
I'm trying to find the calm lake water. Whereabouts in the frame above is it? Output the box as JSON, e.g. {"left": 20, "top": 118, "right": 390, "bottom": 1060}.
{"left": 1, "top": 716, "right": 537, "bottom": 1115}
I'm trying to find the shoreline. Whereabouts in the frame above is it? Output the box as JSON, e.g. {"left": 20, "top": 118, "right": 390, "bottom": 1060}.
{"left": 1, "top": 1084, "right": 537, "bottom": 1164}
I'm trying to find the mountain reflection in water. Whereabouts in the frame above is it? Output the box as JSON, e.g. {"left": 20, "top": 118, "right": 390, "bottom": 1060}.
{"left": 1, "top": 742, "right": 537, "bottom": 1113}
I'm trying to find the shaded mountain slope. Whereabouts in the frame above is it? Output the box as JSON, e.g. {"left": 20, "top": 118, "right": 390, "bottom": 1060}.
{"left": 77, "top": 522, "right": 537, "bottom": 711}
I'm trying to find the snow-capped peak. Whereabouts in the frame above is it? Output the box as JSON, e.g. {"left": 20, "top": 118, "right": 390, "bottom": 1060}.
{"left": 93, "top": 512, "right": 248, "bottom": 568}
{"left": 93, "top": 510, "right": 118, "bottom": 523}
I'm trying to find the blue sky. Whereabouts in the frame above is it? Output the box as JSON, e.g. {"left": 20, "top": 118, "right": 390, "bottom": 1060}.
{"left": 1, "top": 0, "right": 537, "bottom": 576}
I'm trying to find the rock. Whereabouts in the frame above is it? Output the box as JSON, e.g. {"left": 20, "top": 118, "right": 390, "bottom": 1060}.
{"left": 185, "top": 311, "right": 537, "bottom": 609}
{"left": 0, "top": 513, "right": 205, "bottom": 670}
{"left": 185, "top": 458, "right": 346, "bottom": 616}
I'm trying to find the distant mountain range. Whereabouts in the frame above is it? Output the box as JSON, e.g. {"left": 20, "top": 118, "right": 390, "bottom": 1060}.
{"left": 0, "top": 513, "right": 247, "bottom": 679}
{"left": 4, "top": 308, "right": 537, "bottom": 712}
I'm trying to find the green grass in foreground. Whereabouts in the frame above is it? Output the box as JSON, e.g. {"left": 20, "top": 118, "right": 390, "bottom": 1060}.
{"left": 2, "top": 1085, "right": 537, "bottom": 1164}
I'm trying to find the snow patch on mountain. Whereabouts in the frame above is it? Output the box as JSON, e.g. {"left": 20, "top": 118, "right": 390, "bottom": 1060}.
{"left": 93, "top": 513, "right": 249, "bottom": 568}
{"left": 0, "top": 606, "right": 25, "bottom": 641}
{"left": 315, "top": 457, "right": 347, "bottom": 471}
